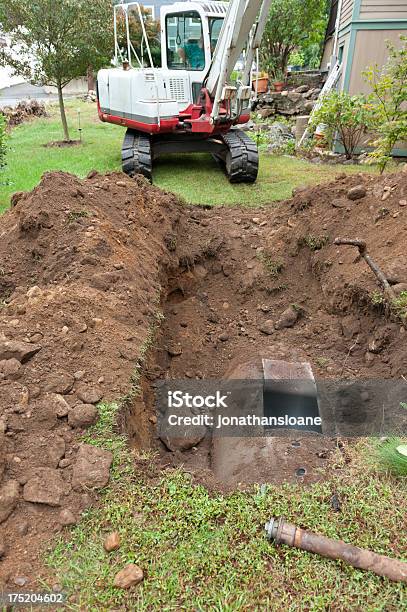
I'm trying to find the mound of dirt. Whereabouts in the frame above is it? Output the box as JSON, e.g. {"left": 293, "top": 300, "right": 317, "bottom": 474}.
{"left": 0, "top": 166, "right": 406, "bottom": 589}
{"left": 0, "top": 171, "right": 182, "bottom": 585}
{"left": 2, "top": 100, "right": 48, "bottom": 128}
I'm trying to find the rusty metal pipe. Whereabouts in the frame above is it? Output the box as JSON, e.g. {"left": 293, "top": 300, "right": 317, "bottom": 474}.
{"left": 265, "top": 517, "right": 407, "bottom": 583}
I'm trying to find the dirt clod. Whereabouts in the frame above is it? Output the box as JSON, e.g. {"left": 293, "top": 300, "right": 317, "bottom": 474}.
{"left": 68, "top": 404, "right": 98, "bottom": 428}
{"left": 23, "top": 468, "right": 64, "bottom": 507}
{"left": 72, "top": 444, "right": 113, "bottom": 491}
{"left": 104, "top": 531, "right": 121, "bottom": 552}
{"left": 113, "top": 564, "right": 144, "bottom": 589}
{"left": 0, "top": 480, "right": 20, "bottom": 524}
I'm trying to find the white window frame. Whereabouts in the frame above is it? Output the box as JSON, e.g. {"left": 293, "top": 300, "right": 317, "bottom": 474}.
{"left": 142, "top": 5, "right": 155, "bottom": 20}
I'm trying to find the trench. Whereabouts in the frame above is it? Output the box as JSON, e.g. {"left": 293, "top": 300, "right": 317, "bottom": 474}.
{"left": 120, "top": 205, "right": 396, "bottom": 488}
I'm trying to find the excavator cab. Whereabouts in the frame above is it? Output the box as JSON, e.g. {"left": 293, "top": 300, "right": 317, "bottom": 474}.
{"left": 97, "top": 1, "right": 271, "bottom": 183}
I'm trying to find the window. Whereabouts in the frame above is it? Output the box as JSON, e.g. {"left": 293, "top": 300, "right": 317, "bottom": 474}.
{"left": 142, "top": 5, "right": 155, "bottom": 20}
{"left": 209, "top": 17, "right": 223, "bottom": 55}
{"left": 166, "top": 12, "right": 205, "bottom": 71}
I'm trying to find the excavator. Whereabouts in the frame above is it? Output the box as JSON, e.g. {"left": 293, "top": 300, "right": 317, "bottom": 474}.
{"left": 97, "top": 0, "right": 272, "bottom": 183}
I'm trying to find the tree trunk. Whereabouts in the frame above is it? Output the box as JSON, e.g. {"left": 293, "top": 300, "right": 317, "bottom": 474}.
{"left": 87, "top": 65, "right": 95, "bottom": 91}
{"left": 57, "top": 81, "right": 70, "bottom": 142}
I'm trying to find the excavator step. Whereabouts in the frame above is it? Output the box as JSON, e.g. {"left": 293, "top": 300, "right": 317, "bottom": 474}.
{"left": 221, "top": 129, "right": 259, "bottom": 184}
{"left": 121, "top": 129, "right": 152, "bottom": 181}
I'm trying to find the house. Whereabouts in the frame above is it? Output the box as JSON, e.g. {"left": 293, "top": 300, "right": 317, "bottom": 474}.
{"left": 321, "top": 0, "right": 407, "bottom": 94}
{"left": 321, "top": 0, "right": 407, "bottom": 155}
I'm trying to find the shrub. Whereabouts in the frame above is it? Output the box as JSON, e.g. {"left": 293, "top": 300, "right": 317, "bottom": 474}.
{"left": 309, "top": 91, "right": 373, "bottom": 159}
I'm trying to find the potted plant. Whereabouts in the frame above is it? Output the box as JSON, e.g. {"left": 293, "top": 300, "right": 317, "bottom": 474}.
{"left": 252, "top": 71, "right": 269, "bottom": 94}
{"left": 272, "top": 68, "right": 286, "bottom": 92}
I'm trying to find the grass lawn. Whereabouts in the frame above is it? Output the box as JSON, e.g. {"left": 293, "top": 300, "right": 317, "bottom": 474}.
{"left": 0, "top": 100, "right": 382, "bottom": 213}
{"left": 45, "top": 401, "right": 407, "bottom": 611}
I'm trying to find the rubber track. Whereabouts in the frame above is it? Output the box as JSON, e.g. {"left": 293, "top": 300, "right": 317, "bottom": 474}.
{"left": 121, "top": 129, "right": 152, "bottom": 181}
{"left": 221, "top": 128, "right": 259, "bottom": 183}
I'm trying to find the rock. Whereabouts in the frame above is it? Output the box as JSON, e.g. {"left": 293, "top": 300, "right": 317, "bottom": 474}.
{"left": 347, "top": 185, "right": 367, "bottom": 201}
{"left": 26, "top": 285, "right": 43, "bottom": 299}
{"left": 104, "top": 531, "right": 120, "bottom": 552}
{"left": 259, "top": 320, "right": 274, "bottom": 335}
{"left": 68, "top": 404, "right": 98, "bottom": 428}
{"left": 44, "top": 371, "right": 75, "bottom": 394}
{"left": 23, "top": 468, "right": 64, "bottom": 507}
{"left": 304, "top": 100, "right": 316, "bottom": 112}
{"left": 49, "top": 393, "right": 70, "bottom": 418}
{"left": 295, "top": 85, "right": 309, "bottom": 94}
{"left": 13, "top": 576, "right": 28, "bottom": 587}
{"left": 0, "top": 534, "right": 6, "bottom": 558}
{"left": 0, "top": 358, "right": 22, "bottom": 380}
{"left": 159, "top": 406, "right": 206, "bottom": 452}
{"left": 0, "top": 480, "right": 19, "bottom": 524}
{"left": 274, "top": 306, "right": 299, "bottom": 330}
{"left": 59, "top": 508, "right": 76, "bottom": 526}
{"left": 0, "top": 340, "right": 41, "bottom": 363}
{"left": 72, "top": 444, "right": 113, "bottom": 491}
{"left": 218, "top": 333, "right": 229, "bottom": 342}
{"left": 399, "top": 199, "right": 407, "bottom": 207}
{"left": 113, "top": 564, "right": 144, "bottom": 589}
{"left": 76, "top": 384, "right": 103, "bottom": 404}
{"left": 167, "top": 343, "right": 182, "bottom": 357}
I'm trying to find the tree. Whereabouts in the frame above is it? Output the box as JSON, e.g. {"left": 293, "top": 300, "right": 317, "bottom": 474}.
{"left": 364, "top": 37, "right": 407, "bottom": 173}
{"left": 0, "top": 0, "right": 112, "bottom": 142}
{"left": 260, "top": 0, "right": 327, "bottom": 78}
{"left": 116, "top": 6, "right": 161, "bottom": 68}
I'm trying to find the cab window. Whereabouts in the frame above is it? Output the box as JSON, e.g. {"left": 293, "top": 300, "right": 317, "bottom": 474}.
{"left": 166, "top": 12, "right": 205, "bottom": 71}
{"left": 209, "top": 18, "right": 223, "bottom": 55}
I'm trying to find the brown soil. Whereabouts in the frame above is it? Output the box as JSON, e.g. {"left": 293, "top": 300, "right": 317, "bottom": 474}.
{"left": 0, "top": 167, "right": 406, "bottom": 589}
{"left": 43, "top": 140, "right": 81, "bottom": 148}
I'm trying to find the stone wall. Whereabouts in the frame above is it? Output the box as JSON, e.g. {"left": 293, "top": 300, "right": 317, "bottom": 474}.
{"left": 256, "top": 72, "right": 327, "bottom": 118}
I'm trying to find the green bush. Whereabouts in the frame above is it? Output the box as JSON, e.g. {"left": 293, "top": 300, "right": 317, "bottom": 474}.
{"left": 309, "top": 91, "right": 373, "bottom": 159}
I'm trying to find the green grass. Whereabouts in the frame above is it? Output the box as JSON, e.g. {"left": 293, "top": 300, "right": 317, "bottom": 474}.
{"left": 45, "top": 401, "right": 407, "bottom": 610}
{"left": 0, "top": 100, "right": 382, "bottom": 213}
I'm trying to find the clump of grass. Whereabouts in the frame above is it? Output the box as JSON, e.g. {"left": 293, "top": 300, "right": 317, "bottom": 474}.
{"left": 371, "top": 290, "right": 385, "bottom": 306}
{"left": 392, "top": 290, "right": 407, "bottom": 320}
{"left": 372, "top": 437, "right": 407, "bottom": 477}
{"left": 257, "top": 252, "right": 284, "bottom": 277}
{"left": 67, "top": 209, "right": 89, "bottom": 223}
{"left": 298, "top": 235, "right": 329, "bottom": 251}
{"left": 315, "top": 356, "right": 329, "bottom": 367}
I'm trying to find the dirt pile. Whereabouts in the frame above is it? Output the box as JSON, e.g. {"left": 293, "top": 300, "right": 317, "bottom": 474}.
{"left": 0, "top": 171, "right": 182, "bottom": 585}
{"left": 0, "top": 167, "right": 406, "bottom": 588}
{"left": 2, "top": 100, "right": 48, "bottom": 128}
